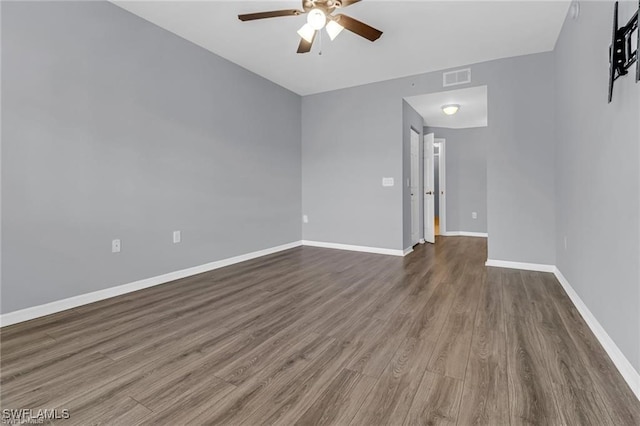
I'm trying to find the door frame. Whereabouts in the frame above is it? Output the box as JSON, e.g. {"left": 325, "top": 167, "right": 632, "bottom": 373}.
{"left": 410, "top": 128, "right": 421, "bottom": 246}
{"left": 435, "top": 138, "right": 447, "bottom": 235}
{"left": 423, "top": 133, "right": 435, "bottom": 243}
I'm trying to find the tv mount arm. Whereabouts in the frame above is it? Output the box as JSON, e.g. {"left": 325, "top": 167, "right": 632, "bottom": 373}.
{"left": 608, "top": 1, "right": 639, "bottom": 103}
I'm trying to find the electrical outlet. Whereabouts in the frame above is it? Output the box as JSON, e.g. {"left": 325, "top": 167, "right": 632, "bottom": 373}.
{"left": 112, "top": 239, "right": 121, "bottom": 253}
{"left": 472, "top": 212, "right": 477, "bottom": 219}
{"left": 173, "top": 231, "right": 181, "bottom": 244}
{"left": 302, "top": 215, "right": 309, "bottom": 224}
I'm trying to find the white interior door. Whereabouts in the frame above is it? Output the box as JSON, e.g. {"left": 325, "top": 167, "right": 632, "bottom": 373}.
{"left": 410, "top": 129, "right": 420, "bottom": 246}
{"left": 424, "top": 133, "right": 435, "bottom": 243}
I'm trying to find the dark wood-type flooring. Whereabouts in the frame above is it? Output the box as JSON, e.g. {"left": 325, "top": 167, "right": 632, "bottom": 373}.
{"left": 1, "top": 237, "right": 639, "bottom": 425}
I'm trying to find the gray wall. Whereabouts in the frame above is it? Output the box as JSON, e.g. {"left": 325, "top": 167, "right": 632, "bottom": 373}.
{"left": 302, "top": 52, "right": 555, "bottom": 262}
{"left": 425, "top": 126, "right": 488, "bottom": 234}
{"left": 554, "top": 0, "right": 639, "bottom": 371}
{"left": 1, "top": 1, "right": 302, "bottom": 313}
{"left": 301, "top": 85, "right": 404, "bottom": 249}
{"left": 484, "top": 53, "right": 556, "bottom": 265}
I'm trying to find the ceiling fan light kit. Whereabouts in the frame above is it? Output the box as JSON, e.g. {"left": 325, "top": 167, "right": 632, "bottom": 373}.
{"left": 238, "top": 0, "right": 382, "bottom": 54}
{"left": 307, "top": 8, "right": 327, "bottom": 29}
{"left": 326, "top": 20, "right": 345, "bottom": 40}
{"left": 297, "top": 24, "right": 316, "bottom": 43}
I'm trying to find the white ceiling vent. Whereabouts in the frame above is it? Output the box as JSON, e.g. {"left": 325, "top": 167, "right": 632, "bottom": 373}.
{"left": 443, "top": 68, "right": 471, "bottom": 87}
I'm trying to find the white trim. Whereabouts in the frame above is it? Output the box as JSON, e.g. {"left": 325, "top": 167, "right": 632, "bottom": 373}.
{"left": 435, "top": 138, "right": 447, "bottom": 236}
{"left": 441, "top": 231, "right": 488, "bottom": 238}
{"left": 0, "top": 241, "right": 303, "bottom": 328}
{"left": 553, "top": 268, "right": 640, "bottom": 401}
{"left": 403, "top": 247, "right": 414, "bottom": 256}
{"left": 423, "top": 132, "right": 435, "bottom": 244}
{"left": 485, "top": 259, "right": 555, "bottom": 272}
{"left": 410, "top": 128, "right": 421, "bottom": 246}
{"left": 301, "top": 240, "right": 406, "bottom": 257}
{"left": 418, "top": 238, "right": 426, "bottom": 244}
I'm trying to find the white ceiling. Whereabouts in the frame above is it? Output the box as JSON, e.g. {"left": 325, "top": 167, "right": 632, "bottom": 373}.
{"left": 405, "top": 85, "right": 488, "bottom": 129}
{"left": 112, "top": 1, "right": 570, "bottom": 95}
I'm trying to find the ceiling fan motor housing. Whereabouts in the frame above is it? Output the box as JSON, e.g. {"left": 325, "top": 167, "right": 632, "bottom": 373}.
{"left": 304, "top": 0, "right": 342, "bottom": 13}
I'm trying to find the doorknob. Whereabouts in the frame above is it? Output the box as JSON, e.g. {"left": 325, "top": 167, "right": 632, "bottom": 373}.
{"left": 425, "top": 191, "right": 433, "bottom": 195}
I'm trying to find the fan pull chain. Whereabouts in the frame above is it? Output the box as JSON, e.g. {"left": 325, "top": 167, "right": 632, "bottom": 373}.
{"left": 318, "top": 30, "right": 323, "bottom": 56}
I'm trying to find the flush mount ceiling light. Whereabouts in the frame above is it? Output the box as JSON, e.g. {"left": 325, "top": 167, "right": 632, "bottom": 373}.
{"left": 442, "top": 104, "right": 460, "bottom": 115}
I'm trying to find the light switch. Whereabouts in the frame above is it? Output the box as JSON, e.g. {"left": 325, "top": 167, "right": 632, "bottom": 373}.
{"left": 382, "top": 177, "right": 394, "bottom": 187}
{"left": 472, "top": 212, "right": 478, "bottom": 219}
{"left": 173, "top": 231, "right": 181, "bottom": 243}
{"left": 302, "top": 215, "right": 309, "bottom": 223}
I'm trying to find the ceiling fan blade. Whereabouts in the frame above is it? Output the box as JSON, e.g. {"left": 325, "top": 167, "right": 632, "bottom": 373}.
{"left": 334, "top": 14, "right": 382, "bottom": 41}
{"left": 297, "top": 31, "right": 317, "bottom": 54}
{"left": 238, "top": 9, "right": 302, "bottom": 21}
{"left": 339, "top": 0, "right": 362, "bottom": 7}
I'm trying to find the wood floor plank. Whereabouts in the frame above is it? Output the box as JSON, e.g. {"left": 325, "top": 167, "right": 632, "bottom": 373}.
{"left": 185, "top": 334, "right": 338, "bottom": 425}
{"left": 457, "top": 272, "right": 510, "bottom": 426}
{"left": 1, "top": 238, "right": 637, "bottom": 425}
{"left": 539, "top": 273, "right": 640, "bottom": 425}
{"left": 240, "top": 338, "right": 370, "bottom": 425}
{"left": 503, "top": 270, "right": 562, "bottom": 425}
{"left": 427, "top": 265, "right": 483, "bottom": 380}
{"left": 402, "top": 372, "right": 463, "bottom": 426}
{"left": 404, "top": 279, "right": 457, "bottom": 342}
{"left": 56, "top": 396, "right": 152, "bottom": 426}
{"left": 293, "top": 369, "right": 376, "bottom": 426}
{"left": 552, "top": 383, "right": 615, "bottom": 426}
{"left": 522, "top": 271, "right": 599, "bottom": 393}
{"left": 349, "top": 337, "right": 435, "bottom": 426}
{"left": 345, "top": 313, "right": 412, "bottom": 378}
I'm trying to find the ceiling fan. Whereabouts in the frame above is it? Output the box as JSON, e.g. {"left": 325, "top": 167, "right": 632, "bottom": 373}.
{"left": 238, "top": 0, "right": 383, "bottom": 54}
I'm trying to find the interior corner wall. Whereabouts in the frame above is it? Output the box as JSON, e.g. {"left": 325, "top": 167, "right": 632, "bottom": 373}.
{"left": 302, "top": 52, "right": 555, "bottom": 261}
{"left": 301, "top": 84, "right": 405, "bottom": 250}
{"left": 403, "top": 101, "right": 424, "bottom": 249}
{"left": 424, "top": 126, "right": 488, "bottom": 234}
{"left": 554, "top": 0, "right": 640, "bottom": 372}
{"left": 1, "top": 1, "right": 302, "bottom": 314}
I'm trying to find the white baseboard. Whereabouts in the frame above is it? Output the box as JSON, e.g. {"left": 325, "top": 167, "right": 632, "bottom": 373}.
{"left": 441, "top": 231, "right": 488, "bottom": 238}
{"left": 301, "top": 240, "right": 406, "bottom": 257}
{"left": 403, "top": 247, "right": 414, "bottom": 256}
{"left": 485, "top": 259, "right": 555, "bottom": 273}
{"left": 553, "top": 268, "right": 640, "bottom": 401}
{"left": 0, "top": 241, "right": 303, "bottom": 328}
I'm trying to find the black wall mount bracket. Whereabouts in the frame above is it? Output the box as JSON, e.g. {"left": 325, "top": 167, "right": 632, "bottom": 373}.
{"left": 608, "top": 1, "right": 639, "bottom": 103}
